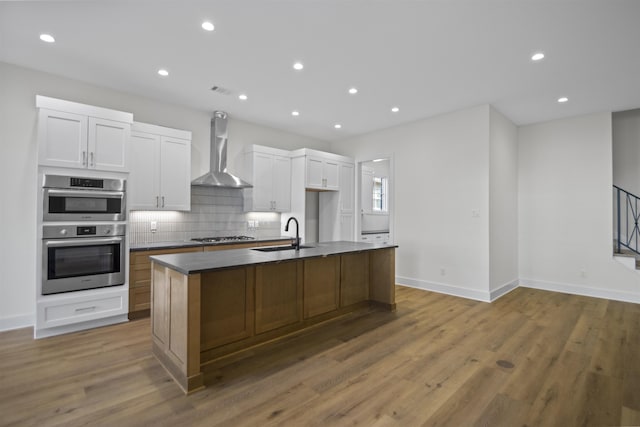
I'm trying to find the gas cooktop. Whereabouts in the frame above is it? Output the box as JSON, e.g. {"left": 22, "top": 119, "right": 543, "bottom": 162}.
{"left": 191, "top": 236, "right": 256, "bottom": 243}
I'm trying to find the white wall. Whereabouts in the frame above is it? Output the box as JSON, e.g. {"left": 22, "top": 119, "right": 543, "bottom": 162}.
{"left": 518, "top": 112, "right": 640, "bottom": 302}
{"left": 612, "top": 108, "right": 640, "bottom": 195}
{"left": 489, "top": 107, "right": 518, "bottom": 296}
{"left": 0, "top": 61, "right": 327, "bottom": 330}
{"left": 332, "top": 105, "right": 493, "bottom": 301}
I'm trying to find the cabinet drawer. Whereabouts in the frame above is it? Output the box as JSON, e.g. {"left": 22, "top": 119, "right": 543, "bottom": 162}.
{"left": 39, "top": 294, "right": 125, "bottom": 329}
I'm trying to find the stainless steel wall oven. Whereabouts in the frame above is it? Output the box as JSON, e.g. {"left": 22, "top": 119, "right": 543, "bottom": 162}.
{"left": 42, "top": 224, "right": 126, "bottom": 295}
{"left": 42, "top": 174, "right": 126, "bottom": 221}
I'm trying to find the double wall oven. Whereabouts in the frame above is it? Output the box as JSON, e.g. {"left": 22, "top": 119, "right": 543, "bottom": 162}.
{"left": 41, "top": 174, "right": 126, "bottom": 295}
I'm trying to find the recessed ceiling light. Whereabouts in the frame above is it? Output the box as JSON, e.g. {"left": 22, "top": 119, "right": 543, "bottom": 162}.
{"left": 391, "top": 107, "right": 400, "bottom": 113}
{"left": 201, "top": 21, "right": 214, "bottom": 31}
{"left": 238, "top": 94, "right": 248, "bottom": 101}
{"left": 334, "top": 124, "right": 342, "bottom": 129}
{"left": 348, "top": 87, "right": 358, "bottom": 95}
{"left": 293, "top": 62, "right": 304, "bottom": 71}
{"left": 40, "top": 34, "right": 55, "bottom": 43}
{"left": 291, "top": 111, "right": 300, "bottom": 116}
{"left": 531, "top": 52, "right": 545, "bottom": 61}
{"left": 557, "top": 96, "right": 569, "bottom": 103}
{"left": 157, "top": 69, "right": 169, "bottom": 77}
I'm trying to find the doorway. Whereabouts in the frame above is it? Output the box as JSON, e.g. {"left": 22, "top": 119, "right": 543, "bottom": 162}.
{"left": 357, "top": 157, "right": 393, "bottom": 244}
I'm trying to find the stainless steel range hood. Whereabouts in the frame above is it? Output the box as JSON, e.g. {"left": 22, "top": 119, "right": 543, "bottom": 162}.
{"left": 191, "top": 111, "right": 252, "bottom": 188}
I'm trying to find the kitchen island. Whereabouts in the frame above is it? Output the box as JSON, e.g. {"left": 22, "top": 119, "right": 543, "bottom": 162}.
{"left": 149, "top": 241, "right": 397, "bottom": 393}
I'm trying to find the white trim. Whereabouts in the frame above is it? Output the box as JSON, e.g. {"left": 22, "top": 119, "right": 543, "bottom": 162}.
{"left": 0, "top": 314, "right": 35, "bottom": 332}
{"left": 36, "top": 95, "right": 133, "bottom": 123}
{"left": 489, "top": 279, "right": 519, "bottom": 301}
{"left": 520, "top": 278, "right": 640, "bottom": 304}
{"left": 396, "top": 275, "right": 491, "bottom": 302}
{"left": 132, "top": 121, "right": 191, "bottom": 140}
{"left": 34, "top": 314, "right": 128, "bottom": 339}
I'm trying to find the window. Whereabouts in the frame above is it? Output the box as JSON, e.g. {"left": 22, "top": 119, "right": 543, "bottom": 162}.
{"left": 372, "top": 176, "right": 388, "bottom": 212}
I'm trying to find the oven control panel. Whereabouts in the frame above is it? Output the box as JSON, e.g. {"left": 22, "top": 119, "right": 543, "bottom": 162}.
{"left": 42, "top": 224, "right": 126, "bottom": 239}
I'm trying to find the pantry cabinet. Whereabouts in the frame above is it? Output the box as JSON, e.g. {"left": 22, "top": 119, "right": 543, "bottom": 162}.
{"left": 129, "top": 122, "right": 191, "bottom": 211}
{"left": 243, "top": 145, "right": 291, "bottom": 212}
{"left": 36, "top": 96, "right": 132, "bottom": 172}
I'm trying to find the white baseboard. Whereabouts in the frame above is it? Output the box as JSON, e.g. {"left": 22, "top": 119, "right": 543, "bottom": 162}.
{"left": 396, "top": 276, "right": 491, "bottom": 302}
{"left": 0, "top": 314, "right": 35, "bottom": 332}
{"left": 520, "top": 278, "right": 640, "bottom": 304}
{"left": 489, "top": 279, "right": 519, "bottom": 301}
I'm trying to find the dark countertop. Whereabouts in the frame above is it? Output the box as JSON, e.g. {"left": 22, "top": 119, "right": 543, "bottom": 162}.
{"left": 150, "top": 241, "right": 398, "bottom": 275}
{"left": 130, "top": 236, "right": 293, "bottom": 252}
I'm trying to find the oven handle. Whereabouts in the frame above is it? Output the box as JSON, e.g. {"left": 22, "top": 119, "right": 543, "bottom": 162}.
{"left": 44, "top": 237, "right": 124, "bottom": 247}
{"left": 44, "top": 189, "right": 125, "bottom": 199}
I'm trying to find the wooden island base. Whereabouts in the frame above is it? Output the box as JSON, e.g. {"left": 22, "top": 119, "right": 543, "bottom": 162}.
{"left": 150, "top": 248, "right": 396, "bottom": 394}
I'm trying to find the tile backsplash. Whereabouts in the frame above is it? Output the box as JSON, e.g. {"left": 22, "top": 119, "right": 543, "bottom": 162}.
{"left": 129, "top": 186, "right": 282, "bottom": 245}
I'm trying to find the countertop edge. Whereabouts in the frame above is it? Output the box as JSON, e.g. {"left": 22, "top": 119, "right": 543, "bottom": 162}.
{"left": 130, "top": 236, "right": 293, "bottom": 252}
{"left": 149, "top": 243, "right": 398, "bottom": 275}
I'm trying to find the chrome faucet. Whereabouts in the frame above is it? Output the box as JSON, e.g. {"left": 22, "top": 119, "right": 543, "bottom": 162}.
{"left": 284, "top": 217, "right": 300, "bottom": 250}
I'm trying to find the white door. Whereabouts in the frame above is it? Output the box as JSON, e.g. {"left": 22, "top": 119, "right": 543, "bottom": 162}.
{"left": 306, "top": 156, "right": 324, "bottom": 189}
{"left": 272, "top": 155, "right": 291, "bottom": 211}
{"left": 88, "top": 117, "right": 130, "bottom": 172}
{"left": 324, "top": 160, "right": 340, "bottom": 190}
{"left": 339, "top": 163, "right": 354, "bottom": 212}
{"left": 159, "top": 136, "right": 191, "bottom": 210}
{"left": 129, "top": 132, "right": 161, "bottom": 210}
{"left": 252, "top": 152, "right": 275, "bottom": 211}
{"left": 340, "top": 213, "right": 355, "bottom": 241}
{"left": 38, "top": 109, "right": 87, "bottom": 168}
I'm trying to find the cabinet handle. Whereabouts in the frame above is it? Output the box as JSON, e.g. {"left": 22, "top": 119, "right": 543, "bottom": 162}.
{"left": 156, "top": 196, "right": 160, "bottom": 208}
{"left": 162, "top": 196, "right": 165, "bottom": 208}
{"left": 89, "top": 152, "right": 94, "bottom": 167}
{"left": 75, "top": 306, "right": 97, "bottom": 313}
{"left": 82, "top": 151, "right": 87, "bottom": 166}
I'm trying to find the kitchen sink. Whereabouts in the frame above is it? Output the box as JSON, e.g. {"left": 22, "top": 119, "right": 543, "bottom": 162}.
{"left": 252, "top": 245, "right": 315, "bottom": 252}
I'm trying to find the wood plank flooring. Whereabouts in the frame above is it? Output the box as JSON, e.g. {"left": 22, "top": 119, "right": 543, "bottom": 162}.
{"left": 1, "top": 286, "right": 639, "bottom": 426}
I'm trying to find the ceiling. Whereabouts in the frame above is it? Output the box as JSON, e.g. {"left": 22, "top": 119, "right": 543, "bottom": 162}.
{"left": 2, "top": 1, "right": 639, "bottom": 142}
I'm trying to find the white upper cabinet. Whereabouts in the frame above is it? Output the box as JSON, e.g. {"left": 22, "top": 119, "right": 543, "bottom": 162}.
{"left": 129, "top": 122, "right": 191, "bottom": 211}
{"left": 36, "top": 96, "right": 132, "bottom": 172}
{"left": 243, "top": 145, "right": 291, "bottom": 212}
{"left": 306, "top": 156, "right": 339, "bottom": 191}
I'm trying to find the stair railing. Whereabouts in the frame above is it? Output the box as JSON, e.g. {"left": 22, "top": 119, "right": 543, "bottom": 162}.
{"left": 614, "top": 185, "right": 640, "bottom": 255}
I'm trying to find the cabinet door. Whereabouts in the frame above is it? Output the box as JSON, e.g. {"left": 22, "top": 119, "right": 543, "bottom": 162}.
{"left": 252, "top": 152, "right": 275, "bottom": 211}
{"left": 88, "top": 117, "right": 130, "bottom": 172}
{"left": 303, "top": 256, "right": 340, "bottom": 318}
{"left": 340, "top": 213, "right": 355, "bottom": 241}
{"left": 200, "top": 267, "right": 254, "bottom": 350}
{"left": 160, "top": 136, "right": 191, "bottom": 210}
{"left": 340, "top": 252, "right": 370, "bottom": 306}
{"left": 339, "top": 162, "right": 354, "bottom": 212}
{"left": 255, "top": 261, "right": 302, "bottom": 334}
{"left": 272, "top": 155, "right": 291, "bottom": 211}
{"left": 129, "top": 132, "right": 161, "bottom": 210}
{"left": 324, "top": 160, "right": 340, "bottom": 190}
{"left": 38, "top": 109, "right": 87, "bottom": 168}
{"left": 306, "top": 156, "right": 325, "bottom": 189}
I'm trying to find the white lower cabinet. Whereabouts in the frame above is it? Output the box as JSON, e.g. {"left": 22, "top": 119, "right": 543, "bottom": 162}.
{"left": 360, "top": 233, "right": 390, "bottom": 244}
{"left": 129, "top": 122, "right": 191, "bottom": 211}
{"left": 36, "top": 287, "right": 128, "bottom": 335}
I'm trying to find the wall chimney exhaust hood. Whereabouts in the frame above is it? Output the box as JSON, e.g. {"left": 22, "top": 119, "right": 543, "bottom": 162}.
{"left": 191, "top": 111, "right": 252, "bottom": 188}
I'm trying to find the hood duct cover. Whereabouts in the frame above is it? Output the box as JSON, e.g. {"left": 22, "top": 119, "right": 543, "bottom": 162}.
{"left": 191, "top": 111, "right": 252, "bottom": 188}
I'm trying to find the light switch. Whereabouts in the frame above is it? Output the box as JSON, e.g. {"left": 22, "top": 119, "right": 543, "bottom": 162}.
{"left": 150, "top": 221, "right": 157, "bottom": 232}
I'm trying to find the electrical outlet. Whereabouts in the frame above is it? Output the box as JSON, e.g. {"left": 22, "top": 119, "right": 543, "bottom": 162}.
{"left": 254, "top": 220, "right": 259, "bottom": 228}
{"left": 580, "top": 270, "right": 587, "bottom": 278}
{"left": 471, "top": 209, "right": 480, "bottom": 218}
{"left": 440, "top": 267, "right": 446, "bottom": 276}
{"left": 150, "top": 221, "right": 157, "bottom": 233}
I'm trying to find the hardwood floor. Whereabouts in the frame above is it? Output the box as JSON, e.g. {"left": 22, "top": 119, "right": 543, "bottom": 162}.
{"left": 1, "top": 286, "right": 639, "bottom": 426}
